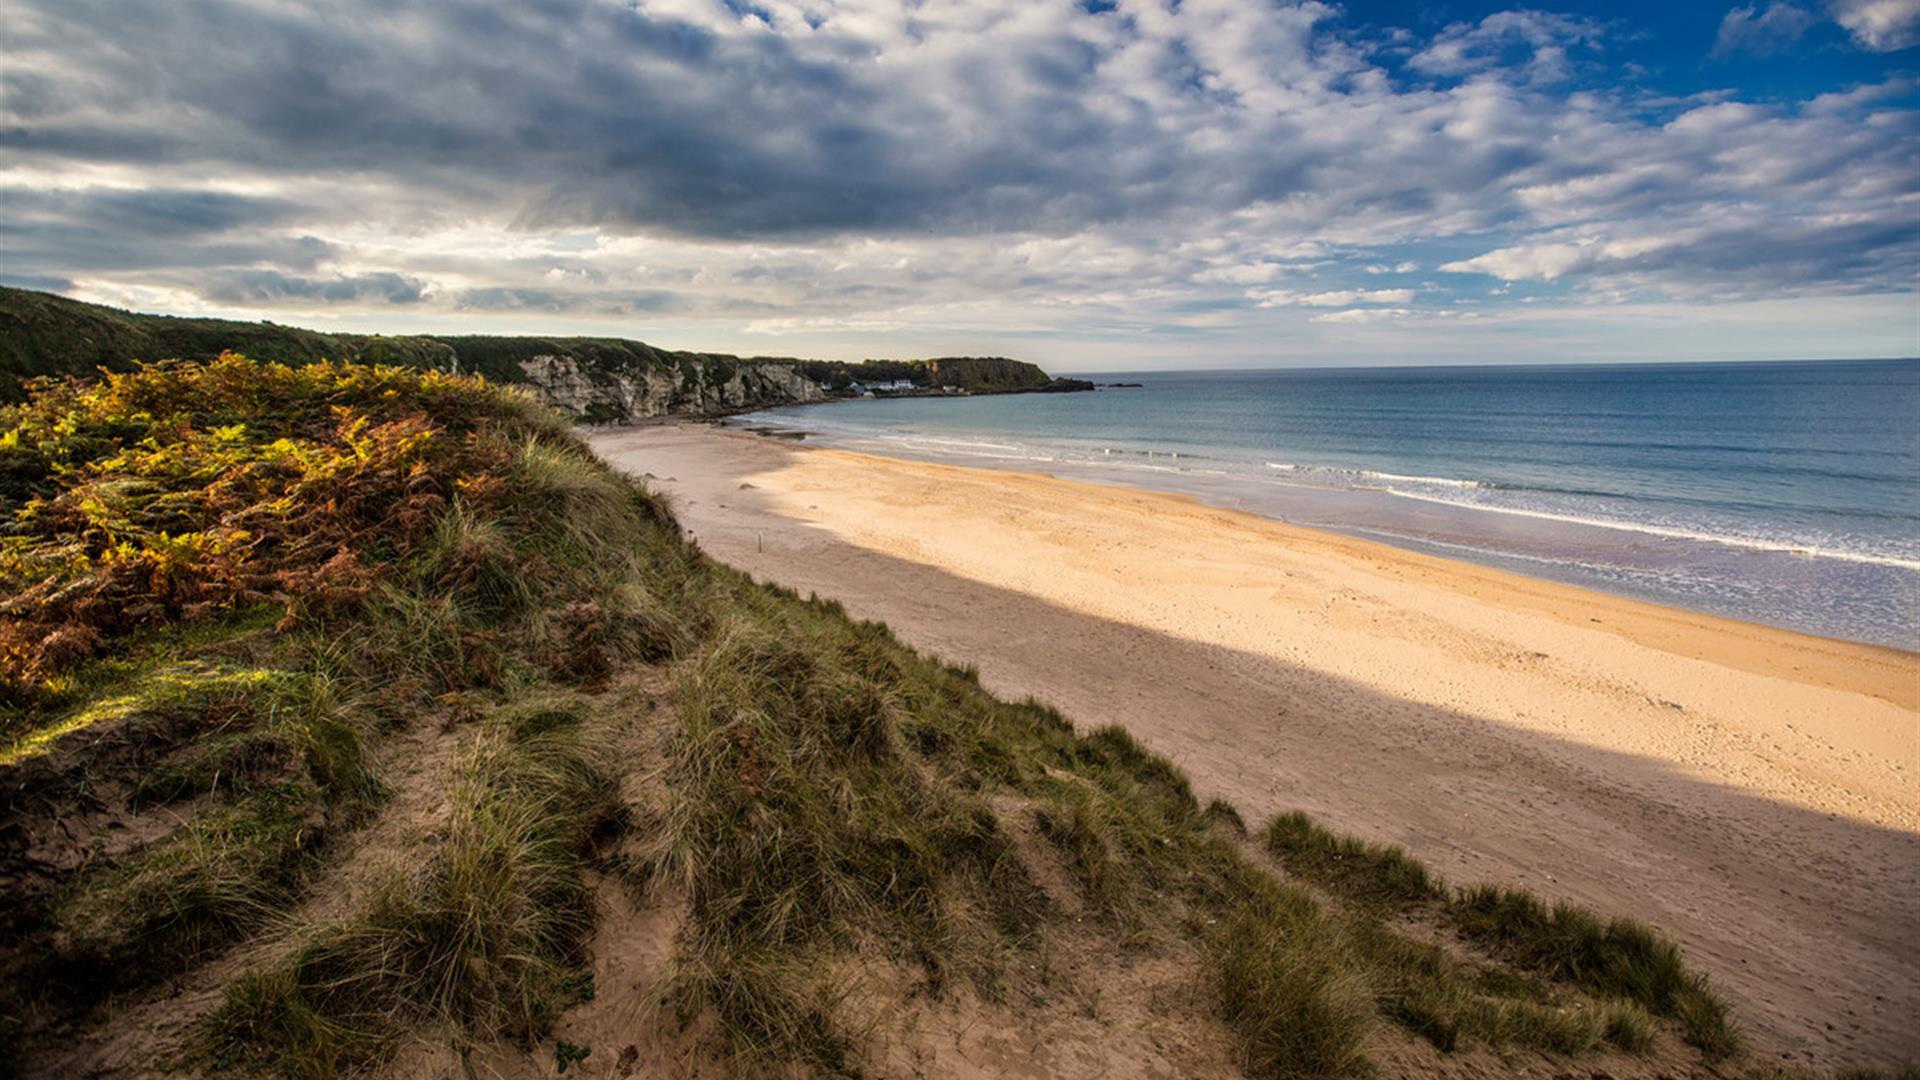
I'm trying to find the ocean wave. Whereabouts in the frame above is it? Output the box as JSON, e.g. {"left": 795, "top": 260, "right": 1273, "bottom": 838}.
{"left": 1332, "top": 525, "right": 1666, "bottom": 577}
{"left": 1358, "top": 470, "right": 1486, "bottom": 489}
{"left": 1264, "top": 461, "right": 1489, "bottom": 489}
{"left": 1113, "top": 462, "right": 1228, "bottom": 476}
{"left": 893, "top": 435, "right": 1024, "bottom": 454}
{"left": 1380, "top": 488, "right": 1920, "bottom": 571}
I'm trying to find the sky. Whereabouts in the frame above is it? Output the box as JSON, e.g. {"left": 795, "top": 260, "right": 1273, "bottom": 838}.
{"left": 2, "top": 0, "right": 1916, "bottom": 371}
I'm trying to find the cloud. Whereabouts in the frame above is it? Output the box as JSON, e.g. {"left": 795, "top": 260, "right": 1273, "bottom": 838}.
{"left": 1193, "top": 263, "right": 1288, "bottom": 285}
{"left": 1250, "top": 288, "right": 1417, "bottom": 308}
{"left": 1442, "top": 239, "right": 1664, "bottom": 281}
{"left": 1828, "top": 0, "right": 1920, "bottom": 50}
{"left": 1440, "top": 213, "right": 1919, "bottom": 299}
{"left": 1406, "top": 11, "right": 1603, "bottom": 83}
{"left": 0, "top": 0, "right": 1911, "bottom": 352}
{"left": 1714, "top": 0, "right": 1917, "bottom": 55}
{"left": 0, "top": 185, "right": 330, "bottom": 274}
{"left": 449, "top": 286, "right": 682, "bottom": 314}
{"left": 201, "top": 269, "right": 428, "bottom": 305}
{"left": 1310, "top": 307, "right": 1415, "bottom": 324}
{"left": 1714, "top": 3, "right": 1818, "bottom": 56}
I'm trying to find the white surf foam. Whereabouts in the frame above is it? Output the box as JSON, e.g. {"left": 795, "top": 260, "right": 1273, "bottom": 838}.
{"left": 1359, "top": 470, "right": 1487, "bottom": 489}
{"left": 1380, "top": 488, "right": 1920, "bottom": 571}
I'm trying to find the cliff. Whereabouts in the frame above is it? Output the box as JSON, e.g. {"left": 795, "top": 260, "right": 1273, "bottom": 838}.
{"left": 0, "top": 287, "right": 1079, "bottom": 419}
{"left": 513, "top": 351, "right": 826, "bottom": 421}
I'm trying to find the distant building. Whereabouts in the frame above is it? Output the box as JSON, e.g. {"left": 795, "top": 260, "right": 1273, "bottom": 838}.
{"left": 839, "top": 378, "right": 914, "bottom": 396}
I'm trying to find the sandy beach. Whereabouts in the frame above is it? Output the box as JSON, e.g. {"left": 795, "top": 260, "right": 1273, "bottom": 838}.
{"left": 588, "top": 421, "right": 1919, "bottom": 1070}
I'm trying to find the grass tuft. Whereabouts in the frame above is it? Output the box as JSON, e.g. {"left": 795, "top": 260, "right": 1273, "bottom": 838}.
{"left": 1603, "top": 1000, "right": 1657, "bottom": 1052}
{"left": 1034, "top": 786, "right": 1140, "bottom": 924}
{"left": 1450, "top": 884, "right": 1739, "bottom": 1058}
{"left": 207, "top": 706, "right": 622, "bottom": 1072}
{"left": 55, "top": 782, "right": 325, "bottom": 988}
{"left": 641, "top": 612, "right": 1048, "bottom": 1064}
{"left": 1348, "top": 915, "right": 1625, "bottom": 1057}
{"left": 1261, "top": 810, "right": 1737, "bottom": 1061}
{"left": 1264, "top": 811, "right": 1445, "bottom": 909}
{"left": 1203, "top": 797, "right": 1248, "bottom": 835}
{"left": 1206, "top": 880, "right": 1375, "bottom": 1080}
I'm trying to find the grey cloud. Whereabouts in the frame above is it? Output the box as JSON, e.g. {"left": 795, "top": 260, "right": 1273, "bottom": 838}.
{"left": 0, "top": 0, "right": 1365, "bottom": 238}
{"left": 45, "top": 188, "right": 299, "bottom": 238}
{"left": 0, "top": 187, "right": 299, "bottom": 236}
{"left": 0, "top": 0, "right": 1913, "bottom": 319}
{"left": 1714, "top": 3, "right": 1818, "bottom": 56}
{"left": 450, "top": 287, "right": 683, "bottom": 315}
{"left": 0, "top": 186, "right": 329, "bottom": 273}
{"left": 5, "top": 0, "right": 930, "bottom": 236}
{"left": 201, "top": 270, "right": 428, "bottom": 305}
{"left": 1621, "top": 219, "right": 1919, "bottom": 295}
{"left": 0, "top": 271, "right": 75, "bottom": 293}
{"left": 1442, "top": 213, "right": 1918, "bottom": 300}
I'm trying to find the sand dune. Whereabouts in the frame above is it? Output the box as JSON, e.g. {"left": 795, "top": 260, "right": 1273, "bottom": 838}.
{"left": 589, "top": 422, "right": 1920, "bottom": 1071}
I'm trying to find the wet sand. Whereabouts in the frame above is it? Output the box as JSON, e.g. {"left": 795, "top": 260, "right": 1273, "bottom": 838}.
{"left": 589, "top": 421, "right": 1920, "bottom": 1070}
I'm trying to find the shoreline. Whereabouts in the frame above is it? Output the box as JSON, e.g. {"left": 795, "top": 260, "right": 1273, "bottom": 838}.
{"left": 718, "top": 372, "right": 1920, "bottom": 652}
{"left": 721, "top": 417, "right": 1920, "bottom": 684}
{"left": 589, "top": 420, "right": 1918, "bottom": 1068}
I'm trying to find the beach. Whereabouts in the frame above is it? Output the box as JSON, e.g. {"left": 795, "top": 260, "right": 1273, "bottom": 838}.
{"left": 590, "top": 421, "right": 1920, "bottom": 1069}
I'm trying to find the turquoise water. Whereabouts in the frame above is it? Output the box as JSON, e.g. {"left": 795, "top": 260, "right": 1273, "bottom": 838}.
{"left": 732, "top": 360, "right": 1920, "bottom": 648}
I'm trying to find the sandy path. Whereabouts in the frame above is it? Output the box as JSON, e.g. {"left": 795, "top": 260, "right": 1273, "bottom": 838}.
{"left": 589, "top": 423, "right": 1920, "bottom": 1071}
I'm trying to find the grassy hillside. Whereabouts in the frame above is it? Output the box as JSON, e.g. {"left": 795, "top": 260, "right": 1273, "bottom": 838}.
{"left": 0, "top": 287, "right": 454, "bottom": 399}
{"left": 0, "top": 355, "right": 1900, "bottom": 1078}
{"left": 0, "top": 287, "right": 1077, "bottom": 408}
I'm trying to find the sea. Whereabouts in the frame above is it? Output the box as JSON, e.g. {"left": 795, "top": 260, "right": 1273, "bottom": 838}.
{"left": 727, "top": 359, "right": 1920, "bottom": 649}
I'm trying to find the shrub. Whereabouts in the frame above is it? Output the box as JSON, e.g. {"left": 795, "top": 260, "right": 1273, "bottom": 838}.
{"left": 0, "top": 354, "right": 539, "bottom": 710}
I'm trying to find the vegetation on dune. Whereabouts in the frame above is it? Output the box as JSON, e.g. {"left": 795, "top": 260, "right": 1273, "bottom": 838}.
{"left": 1449, "top": 884, "right": 1739, "bottom": 1058}
{"left": 1263, "top": 811, "right": 1444, "bottom": 910}
{"left": 638, "top": 611, "right": 1052, "bottom": 1069}
{"left": 1263, "top": 811, "right": 1740, "bottom": 1060}
{"left": 4, "top": 353, "right": 1894, "bottom": 1079}
{"left": 626, "top": 583, "right": 1736, "bottom": 1077}
{"left": 0, "top": 352, "right": 553, "bottom": 718}
{"left": 0, "top": 286, "right": 453, "bottom": 401}
{"left": 0, "top": 354, "right": 683, "bottom": 1066}
{"left": 42, "top": 661, "right": 376, "bottom": 977}
{"left": 209, "top": 700, "right": 624, "bottom": 1073}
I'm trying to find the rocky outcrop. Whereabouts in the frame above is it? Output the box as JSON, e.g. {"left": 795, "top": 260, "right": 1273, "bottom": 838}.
{"left": 1034, "top": 377, "right": 1097, "bottom": 393}
{"left": 516, "top": 353, "right": 826, "bottom": 422}
{"left": 924, "top": 357, "right": 1053, "bottom": 392}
